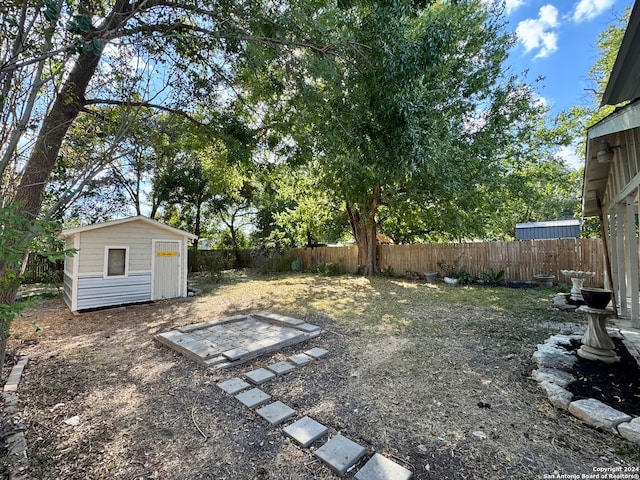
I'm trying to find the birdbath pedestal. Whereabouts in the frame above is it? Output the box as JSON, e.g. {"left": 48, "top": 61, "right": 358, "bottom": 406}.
{"left": 576, "top": 306, "right": 619, "bottom": 364}
{"left": 561, "top": 270, "right": 596, "bottom": 302}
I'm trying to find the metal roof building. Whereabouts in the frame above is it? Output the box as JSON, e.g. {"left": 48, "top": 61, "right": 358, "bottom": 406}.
{"left": 515, "top": 220, "right": 581, "bottom": 240}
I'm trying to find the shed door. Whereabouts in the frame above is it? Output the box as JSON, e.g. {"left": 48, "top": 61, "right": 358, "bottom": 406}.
{"left": 153, "top": 241, "right": 181, "bottom": 300}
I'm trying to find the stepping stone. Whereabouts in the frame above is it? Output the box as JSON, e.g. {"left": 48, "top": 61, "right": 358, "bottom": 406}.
{"left": 289, "top": 353, "right": 312, "bottom": 366}
{"left": 244, "top": 368, "right": 276, "bottom": 385}
{"left": 305, "top": 347, "right": 329, "bottom": 359}
{"left": 267, "top": 361, "right": 296, "bottom": 375}
{"left": 218, "top": 377, "right": 251, "bottom": 394}
{"left": 283, "top": 416, "right": 328, "bottom": 447}
{"left": 256, "top": 401, "right": 296, "bottom": 426}
{"left": 235, "top": 388, "right": 271, "bottom": 408}
{"left": 355, "top": 453, "right": 413, "bottom": 480}
{"left": 315, "top": 434, "right": 366, "bottom": 476}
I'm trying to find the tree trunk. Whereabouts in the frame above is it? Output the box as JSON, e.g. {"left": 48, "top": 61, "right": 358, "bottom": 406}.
{"left": 0, "top": 27, "right": 106, "bottom": 374}
{"left": 347, "top": 183, "right": 382, "bottom": 276}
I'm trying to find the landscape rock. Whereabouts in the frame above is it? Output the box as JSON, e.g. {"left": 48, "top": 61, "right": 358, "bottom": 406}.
{"left": 568, "top": 399, "right": 632, "bottom": 434}
{"left": 544, "top": 334, "right": 574, "bottom": 347}
{"left": 538, "top": 381, "right": 573, "bottom": 410}
{"left": 532, "top": 342, "right": 577, "bottom": 370}
{"left": 617, "top": 418, "right": 640, "bottom": 444}
{"left": 531, "top": 368, "right": 576, "bottom": 388}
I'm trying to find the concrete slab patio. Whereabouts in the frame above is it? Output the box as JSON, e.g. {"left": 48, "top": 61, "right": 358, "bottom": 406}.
{"left": 155, "top": 311, "right": 322, "bottom": 369}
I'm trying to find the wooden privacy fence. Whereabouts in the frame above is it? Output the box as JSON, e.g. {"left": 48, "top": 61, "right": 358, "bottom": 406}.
{"left": 22, "top": 255, "right": 64, "bottom": 284}
{"left": 292, "top": 238, "right": 606, "bottom": 286}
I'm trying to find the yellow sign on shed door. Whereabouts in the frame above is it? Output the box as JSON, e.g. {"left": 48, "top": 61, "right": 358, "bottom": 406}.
{"left": 153, "top": 241, "right": 180, "bottom": 299}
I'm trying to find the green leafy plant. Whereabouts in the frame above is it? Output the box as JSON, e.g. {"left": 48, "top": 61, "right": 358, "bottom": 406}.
{"left": 437, "top": 254, "right": 463, "bottom": 278}
{"left": 481, "top": 268, "right": 505, "bottom": 287}
{"left": 405, "top": 270, "right": 420, "bottom": 280}
{"left": 0, "top": 203, "right": 74, "bottom": 371}
{"left": 316, "top": 262, "right": 340, "bottom": 276}
{"left": 379, "top": 266, "right": 395, "bottom": 277}
{"left": 455, "top": 268, "right": 477, "bottom": 285}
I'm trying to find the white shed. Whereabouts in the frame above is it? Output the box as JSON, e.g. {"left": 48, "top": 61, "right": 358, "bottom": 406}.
{"left": 61, "top": 216, "right": 197, "bottom": 312}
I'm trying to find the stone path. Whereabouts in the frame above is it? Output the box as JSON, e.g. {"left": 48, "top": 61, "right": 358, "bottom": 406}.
{"left": 217, "top": 347, "right": 412, "bottom": 479}
{"left": 155, "top": 311, "right": 322, "bottom": 369}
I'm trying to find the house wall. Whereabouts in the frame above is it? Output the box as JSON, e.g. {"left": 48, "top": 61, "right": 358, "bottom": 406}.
{"left": 67, "top": 221, "right": 188, "bottom": 311}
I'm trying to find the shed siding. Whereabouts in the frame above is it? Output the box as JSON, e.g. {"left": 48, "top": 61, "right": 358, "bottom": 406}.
{"left": 516, "top": 225, "right": 581, "bottom": 240}
{"left": 76, "top": 222, "right": 184, "bottom": 274}
{"left": 76, "top": 272, "right": 152, "bottom": 310}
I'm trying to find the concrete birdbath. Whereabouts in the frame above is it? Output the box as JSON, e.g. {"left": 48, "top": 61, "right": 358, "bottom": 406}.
{"left": 560, "top": 270, "right": 596, "bottom": 302}
{"left": 576, "top": 303, "right": 619, "bottom": 364}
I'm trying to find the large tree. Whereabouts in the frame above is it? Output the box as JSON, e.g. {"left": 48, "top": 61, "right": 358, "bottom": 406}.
{"left": 244, "top": 0, "right": 548, "bottom": 273}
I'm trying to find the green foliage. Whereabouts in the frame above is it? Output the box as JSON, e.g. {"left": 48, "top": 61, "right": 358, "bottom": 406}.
{"left": 379, "top": 266, "right": 395, "bottom": 277}
{"left": 0, "top": 204, "right": 72, "bottom": 327}
{"left": 405, "top": 270, "right": 420, "bottom": 281}
{"left": 241, "top": 0, "right": 561, "bottom": 271}
{"left": 316, "top": 262, "right": 341, "bottom": 276}
{"left": 260, "top": 254, "right": 295, "bottom": 274}
{"left": 481, "top": 269, "right": 505, "bottom": 287}
{"left": 437, "top": 256, "right": 464, "bottom": 279}
{"left": 201, "top": 251, "right": 233, "bottom": 283}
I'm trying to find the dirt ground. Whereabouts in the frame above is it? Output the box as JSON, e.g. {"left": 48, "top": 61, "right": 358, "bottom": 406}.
{"left": 2, "top": 271, "right": 640, "bottom": 479}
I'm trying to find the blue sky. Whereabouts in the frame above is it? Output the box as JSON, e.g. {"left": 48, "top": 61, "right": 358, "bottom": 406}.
{"left": 501, "top": 0, "right": 634, "bottom": 168}
{"left": 504, "top": 0, "right": 633, "bottom": 114}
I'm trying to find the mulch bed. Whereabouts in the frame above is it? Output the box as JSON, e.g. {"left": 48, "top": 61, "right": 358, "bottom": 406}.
{"left": 566, "top": 338, "right": 640, "bottom": 416}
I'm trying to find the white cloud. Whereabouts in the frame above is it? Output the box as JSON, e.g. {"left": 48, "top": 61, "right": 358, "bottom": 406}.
{"left": 516, "top": 4, "right": 560, "bottom": 59}
{"left": 572, "top": 0, "right": 615, "bottom": 23}
{"left": 505, "top": 0, "right": 527, "bottom": 15}
{"left": 556, "top": 145, "right": 582, "bottom": 170}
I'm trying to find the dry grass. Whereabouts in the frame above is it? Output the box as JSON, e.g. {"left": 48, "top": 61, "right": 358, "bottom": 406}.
{"left": 4, "top": 271, "right": 639, "bottom": 479}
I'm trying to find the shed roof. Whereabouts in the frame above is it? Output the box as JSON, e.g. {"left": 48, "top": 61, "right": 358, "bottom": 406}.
{"left": 61, "top": 215, "right": 198, "bottom": 240}
{"left": 516, "top": 220, "right": 581, "bottom": 229}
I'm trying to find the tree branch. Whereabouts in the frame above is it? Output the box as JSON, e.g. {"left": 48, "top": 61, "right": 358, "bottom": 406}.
{"left": 82, "top": 98, "right": 209, "bottom": 128}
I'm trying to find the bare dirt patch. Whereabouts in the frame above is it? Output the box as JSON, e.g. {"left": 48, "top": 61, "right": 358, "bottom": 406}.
{"left": 3, "top": 271, "right": 640, "bottom": 479}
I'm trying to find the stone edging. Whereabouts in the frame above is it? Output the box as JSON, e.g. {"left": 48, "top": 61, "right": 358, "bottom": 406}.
{"left": 531, "top": 335, "right": 640, "bottom": 444}
{"left": 3, "top": 356, "right": 30, "bottom": 480}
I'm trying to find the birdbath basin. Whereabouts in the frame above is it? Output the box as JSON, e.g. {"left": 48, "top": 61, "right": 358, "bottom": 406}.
{"left": 560, "top": 270, "right": 596, "bottom": 302}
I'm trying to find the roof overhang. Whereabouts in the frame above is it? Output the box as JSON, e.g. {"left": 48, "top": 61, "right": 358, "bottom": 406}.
{"left": 583, "top": 99, "right": 640, "bottom": 217}
{"left": 601, "top": 1, "right": 640, "bottom": 106}
{"left": 61, "top": 215, "right": 198, "bottom": 240}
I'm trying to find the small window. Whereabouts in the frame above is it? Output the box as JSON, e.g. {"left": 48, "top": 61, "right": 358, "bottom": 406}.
{"left": 105, "top": 247, "right": 128, "bottom": 277}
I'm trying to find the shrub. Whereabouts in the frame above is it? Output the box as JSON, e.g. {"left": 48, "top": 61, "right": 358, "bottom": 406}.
{"left": 405, "top": 270, "right": 420, "bottom": 280}
{"left": 317, "top": 262, "right": 340, "bottom": 276}
{"left": 380, "top": 266, "right": 395, "bottom": 277}
{"left": 481, "top": 268, "right": 505, "bottom": 287}
{"left": 203, "top": 252, "right": 233, "bottom": 283}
